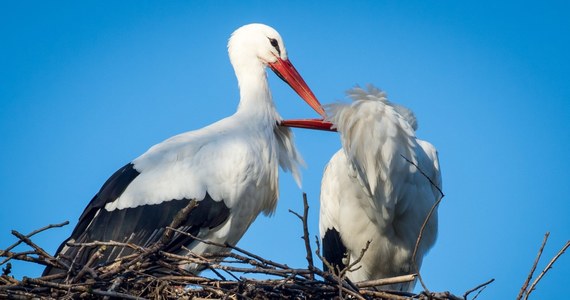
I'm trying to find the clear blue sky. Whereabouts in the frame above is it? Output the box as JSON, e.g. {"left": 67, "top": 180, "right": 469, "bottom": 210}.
{"left": 1, "top": 1, "right": 569, "bottom": 298}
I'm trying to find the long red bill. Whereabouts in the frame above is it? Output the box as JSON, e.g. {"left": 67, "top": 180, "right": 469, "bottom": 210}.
{"left": 279, "top": 118, "right": 337, "bottom": 132}
{"left": 269, "top": 58, "right": 326, "bottom": 118}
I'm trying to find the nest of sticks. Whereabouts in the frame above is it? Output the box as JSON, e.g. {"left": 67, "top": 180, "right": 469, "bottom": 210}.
{"left": 1, "top": 194, "right": 566, "bottom": 300}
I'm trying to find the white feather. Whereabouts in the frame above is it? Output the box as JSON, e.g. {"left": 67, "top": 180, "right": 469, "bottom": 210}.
{"left": 320, "top": 85, "right": 441, "bottom": 291}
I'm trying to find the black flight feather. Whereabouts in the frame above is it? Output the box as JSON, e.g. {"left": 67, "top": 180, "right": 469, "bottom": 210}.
{"left": 322, "top": 228, "right": 348, "bottom": 273}
{"left": 43, "top": 163, "right": 230, "bottom": 277}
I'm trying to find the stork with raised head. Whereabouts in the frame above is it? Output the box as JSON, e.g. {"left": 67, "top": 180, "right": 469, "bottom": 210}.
{"left": 43, "top": 23, "right": 325, "bottom": 277}
{"left": 282, "top": 85, "right": 441, "bottom": 291}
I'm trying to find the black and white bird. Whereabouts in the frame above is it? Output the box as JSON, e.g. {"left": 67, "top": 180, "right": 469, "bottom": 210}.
{"left": 283, "top": 85, "right": 441, "bottom": 291}
{"left": 43, "top": 23, "right": 325, "bottom": 277}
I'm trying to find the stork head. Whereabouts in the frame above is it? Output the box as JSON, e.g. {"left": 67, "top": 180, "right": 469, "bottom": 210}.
{"left": 228, "top": 23, "right": 325, "bottom": 118}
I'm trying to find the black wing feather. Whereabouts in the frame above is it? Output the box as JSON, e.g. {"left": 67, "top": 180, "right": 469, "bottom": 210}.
{"left": 165, "top": 196, "right": 230, "bottom": 253}
{"left": 71, "top": 163, "right": 140, "bottom": 240}
{"left": 43, "top": 162, "right": 230, "bottom": 277}
{"left": 322, "top": 228, "right": 347, "bottom": 273}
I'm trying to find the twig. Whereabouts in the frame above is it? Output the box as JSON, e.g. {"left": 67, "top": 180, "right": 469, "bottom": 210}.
{"left": 356, "top": 274, "right": 417, "bottom": 288}
{"left": 0, "top": 250, "right": 48, "bottom": 265}
{"left": 463, "top": 278, "right": 495, "bottom": 300}
{"left": 10, "top": 230, "right": 69, "bottom": 270}
{"left": 66, "top": 241, "right": 144, "bottom": 251}
{"left": 313, "top": 237, "right": 365, "bottom": 299}
{"left": 74, "top": 245, "right": 106, "bottom": 281}
{"left": 471, "top": 285, "right": 489, "bottom": 300}
{"left": 517, "top": 232, "right": 550, "bottom": 300}
{"left": 360, "top": 289, "right": 411, "bottom": 300}
{"left": 166, "top": 227, "right": 295, "bottom": 272}
{"left": 400, "top": 154, "right": 444, "bottom": 198}
{"left": 161, "top": 199, "right": 197, "bottom": 244}
{"left": 230, "top": 243, "right": 292, "bottom": 271}
{"left": 23, "top": 276, "right": 148, "bottom": 300}
{"left": 1, "top": 221, "right": 69, "bottom": 255}
{"left": 288, "top": 193, "right": 315, "bottom": 280}
{"left": 429, "top": 291, "right": 464, "bottom": 300}
{"left": 344, "top": 240, "right": 370, "bottom": 275}
{"left": 165, "top": 225, "right": 315, "bottom": 282}
{"left": 160, "top": 251, "right": 307, "bottom": 280}
{"left": 103, "top": 275, "right": 126, "bottom": 300}
{"left": 525, "top": 240, "right": 570, "bottom": 300}
{"left": 411, "top": 193, "right": 442, "bottom": 293}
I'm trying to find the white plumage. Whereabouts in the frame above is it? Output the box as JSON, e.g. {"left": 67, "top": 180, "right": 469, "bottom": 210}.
{"left": 319, "top": 85, "right": 442, "bottom": 291}
{"left": 44, "top": 23, "right": 324, "bottom": 277}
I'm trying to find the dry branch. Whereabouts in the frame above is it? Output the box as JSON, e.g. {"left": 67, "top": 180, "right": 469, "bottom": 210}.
{"left": 288, "top": 193, "right": 315, "bottom": 280}
{"left": 515, "top": 232, "right": 570, "bottom": 300}
{"left": 524, "top": 239, "right": 570, "bottom": 300}
{"left": 463, "top": 278, "right": 495, "bottom": 300}
{"left": 356, "top": 274, "right": 417, "bottom": 289}
{"left": 517, "top": 232, "right": 549, "bottom": 300}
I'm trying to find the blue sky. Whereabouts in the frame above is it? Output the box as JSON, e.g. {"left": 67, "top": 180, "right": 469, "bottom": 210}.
{"left": 1, "top": 1, "right": 569, "bottom": 298}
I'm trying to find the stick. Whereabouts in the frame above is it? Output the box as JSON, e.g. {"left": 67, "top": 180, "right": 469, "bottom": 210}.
{"left": 400, "top": 154, "right": 444, "bottom": 198}
{"left": 356, "top": 274, "right": 417, "bottom": 288}
{"left": 517, "top": 232, "right": 550, "bottom": 300}
{"left": 9, "top": 230, "right": 69, "bottom": 270}
{"left": 463, "top": 278, "right": 495, "bottom": 300}
{"left": 2, "top": 221, "right": 69, "bottom": 254}
{"left": 411, "top": 193, "right": 442, "bottom": 293}
{"left": 165, "top": 226, "right": 310, "bottom": 280}
{"left": 360, "top": 289, "right": 411, "bottom": 300}
{"left": 161, "top": 199, "right": 197, "bottom": 244}
{"left": 312, "top": 238, "right": 365, "bottom": 299}
{"left": 288, "top": 193, "right": 315, "bottom": 280}
{"left": 525, "top": 240, "right": 570, "bottom": 300}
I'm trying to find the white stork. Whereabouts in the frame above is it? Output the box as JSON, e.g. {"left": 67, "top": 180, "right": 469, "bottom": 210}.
{"left": 43, "top": 23, "right": 325, "bottom": 277}
{"left": 282, "top": 85, "right": 442, "bottom": 291}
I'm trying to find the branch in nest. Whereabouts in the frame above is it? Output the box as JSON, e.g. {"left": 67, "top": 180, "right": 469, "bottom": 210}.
{"left": 1, "top": 221, "right": 69, "bottom": 256}
{"left": 356, "top": 274, "right": 417, "bottom": 288}
{"left": 164, "top": 227, "right": 314, "bottom": 282}
{"left": 344, "top": 240, "right": 370, "bottom": 275}
{"left": 288, "top": 192, "right": 315, "bottom": 280}
{"left": 313, "top": 237, "right": 363, "bottom": 299}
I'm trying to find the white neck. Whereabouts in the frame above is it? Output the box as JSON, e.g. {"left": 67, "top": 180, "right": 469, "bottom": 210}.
{"left": 232, "top": 57, "right": 279, "bottom": 124}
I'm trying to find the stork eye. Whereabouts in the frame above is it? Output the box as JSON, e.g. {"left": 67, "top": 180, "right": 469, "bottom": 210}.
{"left": 268, "top": 37, "right": 281, "bottom": 56}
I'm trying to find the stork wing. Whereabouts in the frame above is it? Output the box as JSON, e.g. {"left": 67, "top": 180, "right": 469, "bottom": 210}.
{"left": 43, "top": 163, "right": 230, "bottom": 276}
{"left": 327, "top": 87, "right": 417, "bottom": 211}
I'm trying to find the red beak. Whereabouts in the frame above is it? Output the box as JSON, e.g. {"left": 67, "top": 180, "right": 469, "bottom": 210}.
{"left": 269, "top": 57, "right": 326, "bottom": 118}
{"left": 280, "top": 118, "right": 337, "bottom": 132}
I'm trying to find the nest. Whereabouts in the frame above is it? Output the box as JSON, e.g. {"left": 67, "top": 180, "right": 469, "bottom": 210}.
{"left": 2, "top": 194, "right": 563, "bottom": 299}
